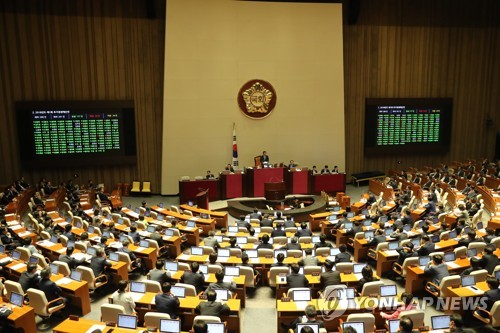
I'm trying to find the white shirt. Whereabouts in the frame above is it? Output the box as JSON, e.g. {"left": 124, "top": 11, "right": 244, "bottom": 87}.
{"left": 111, "top": 291, "right": 135, "bottom": 314}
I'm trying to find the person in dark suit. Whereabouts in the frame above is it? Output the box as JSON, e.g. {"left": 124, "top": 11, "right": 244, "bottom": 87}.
{"left": 128, "top": 225, "right": 140, "bottom": 244}
{"left": 260, "top": 151, "right": 270, "bottom": 165}
{"left": 287, "top": 264, "right": 308, "bottom": 288}
{"left": 396, "top": 242, "right": 417, "bottom": 266}
{"left": 295, "top": 222, "right": 312, "bottom": 238}
{"left": 155, "top": 282, "right": 180, "bottom": 319}
{"left": 150, "top": 225, "right": 165, "bottom": 247}
{"left": 398, "top": 316, "right": 420, "bottom": 333}
{"left": 284, "top": 216, "right": 296, "bottom": 228}
{"left": 149, "top": 260, "right": 171, "bottom": 285}
{"left": 90, "top": 248, "right": 111, "bottom": 279}
{"left": 195, "top": 289, "right": 230, "bottom": 316}
{"left": 367, "top": 228, "right": 386, "bottom": 247}
{"left": 482, "top": 277, "right": 500, "bottom": 311}
{"left": 480, "top": 245, "right": 500, "bottom": 275}
{"left": 256, "top": 234, "right": 273, "bottom": 250}
{"left": 449, "top": 313, "right": 475, "bottom": 333}
{"left": 460, "top": 257, "right": 482, "bottom": 276}
{"left": 483, "top": 228, "right": 496, "bottom": 244}
{"left": 63, "top": 224, "right": 76, "bottom": 242}
{"left": 320, "top": 260, "right": 340, "bottom": 291}
{"left": 314, "top": 234, "right": 333, "bottom": 249}
{"left": 320, "top": 165, "right": 330, "bottom": 174}
{"left": 335, "top": 244, "right": 351, "bottom": 263}
{"left": 458, "top": 231, "right": 480, "bottom": 248}
{"left": 205, "top": 269, "right": 236, "bottom": 295}
{"left": 249, "top": 208, "right": 261, "bottom": 220}
{"left": 416, "top": 235, "right": 435, "bottom": 256}
{"left": 401, "top": 209, "right": 414, "bottom": 226}
{"left": 59, "top": 246, "right": 85, "bottom": 270}
{"left": 96, "top": 187, "right": 112, "bottom": 206}
{"left": 289, "top": 305, "right": 325, "bottom": 333}
{"left": 260, "top": 214, "right": 273, "bottom": 227}
{"left": 271, "top": 253, "right": 287, "bottom": 267}
{"left": 282, "top": 237, "right": 301, "bottom": 250}
{"left": 39, "top": 267, "right": 66, "bottom": 306}
{"left": 19, "top": 263, "right": 40, "bottom": 292}
{"left": 271, "top": 224, "right": 287, "bottom": 238}
{"left": 343, "top": 220, "right": 363, "bottom": 237}
{"left": 180, "top": 262, "right": 205, "bottom": 294}
{"left": 424, "top": 254, "right": 449, "bottom": 285}
{"left": 356, "top": 265, "right": 379, "bottom": 294}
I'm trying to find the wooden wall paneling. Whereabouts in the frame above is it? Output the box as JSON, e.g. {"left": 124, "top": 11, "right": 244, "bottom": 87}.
{"left": 0, "top": 0, "right": 165, "bottom": 193}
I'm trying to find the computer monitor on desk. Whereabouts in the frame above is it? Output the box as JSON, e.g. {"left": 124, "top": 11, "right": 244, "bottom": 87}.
{"left": 160, "top": 319, "right": 181, "bottom": 333}
{"left": 292, "top": 289, "right": 311, "bottom": 302}
{"left": 342, "top": 322, "right": 364, "bottom": 333}
{"left": 117, "top": 314, "right": 137, "bottom": 329}
{"left": 431, "top": 315, "right": 451, "bottom": 330}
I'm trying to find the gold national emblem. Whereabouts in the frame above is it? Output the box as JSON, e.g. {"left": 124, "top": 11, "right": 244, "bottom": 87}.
{"left": 237, "top": 79, "right": 277, "bottom": 119}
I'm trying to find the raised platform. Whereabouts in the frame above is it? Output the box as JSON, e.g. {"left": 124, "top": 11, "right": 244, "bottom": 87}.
{"left": 226, "top": 195, "right": 327, "bottom": 222}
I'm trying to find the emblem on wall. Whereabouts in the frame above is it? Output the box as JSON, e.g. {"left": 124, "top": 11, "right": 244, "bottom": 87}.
{"left": 237, "top": 80, "right": 277, "bottom": 119}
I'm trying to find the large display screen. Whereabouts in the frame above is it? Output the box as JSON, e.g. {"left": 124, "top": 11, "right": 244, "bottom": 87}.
{"left": 364, "top": 98, "right": 452, "bottom": 155}
{"left": 16, "top": 100, "right": 137, "bottom": 167}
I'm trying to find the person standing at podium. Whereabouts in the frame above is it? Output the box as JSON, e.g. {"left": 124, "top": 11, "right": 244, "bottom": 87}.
{"left": 260, "top": 151, "right": 270, "bottom": 166}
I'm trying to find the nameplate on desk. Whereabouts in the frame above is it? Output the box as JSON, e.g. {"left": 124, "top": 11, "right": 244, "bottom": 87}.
{"left": 86, "top": 325, "right": 106, "bottom": 333}
{"left": 465, "top": 286, "right": 483, "bottom": 295}
{"left": 55, "top": 277, "right": 73, "bottom": 285}
{"left": 445, "top": 262, "right": 460, "bottom": 269}
{"left": 178, "top": 254, "right": 190, "bottom": 260}
{"left": 135, "top": 247, "right": 146, "bottom": 252}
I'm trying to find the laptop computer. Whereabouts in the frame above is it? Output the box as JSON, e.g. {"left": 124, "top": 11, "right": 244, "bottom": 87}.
{"left": 108, "top": 252, "right": 120, "bottom": 262}
{"left": 206, "top": 323, "right": 225, "bottom": 333}
{"left": 159, "top": 319, "right": 181, "bottom": 333}
{"left": 347, "top": 212, "right": 355, "bottom": 218}
{"left": 159, "top": 203, "right": 164, "bottom": 208}
{"left": 312, "top": 236, "right": 320, "bottom": 243}
{"left": 70, "top": 270, "right": 82, "bottom": 282}
{"left": 50, "top": 263, "right": 59, "bottom": 275}
{"left": 164, "top": 229, "right": 174, "bottom": 237}
{"left": 87, "top": 226, "right": 95, "bottom": 234}
{"left": 170, "top": 286, "right": 186, "bottom": 298}
{"left": 274, "top": 249, "right": 287, "bottom": 259}
{"left": 449, "top": 230, "right": 457, "bottom": 239}
{"left": 236, "top": 236, "right": 248, "bottom": 244}
{"left": 67, "top": 241, "right": 75, "bottom": 249}
{"left": 134, "top": 208, "right": 140, "bottom": 214}
{"left": 140, "top": 240, "right": 151, "bottom": 248}
{"left": 117, "top": 314, "right": 137, "bottom": 329}
{"left": 164, "top": 261, "right": 178, "bottom": 272}
{"left": 495, "top": 270, "right": 500, "bottom": 280}
{"left": 10, "top": 291, "right": 24, "bottom": 307}
{"left": 431, "top": 315, "right": 451, "bottom": 330}
{"left": 11, "top": 250, "right": 21, "bottom": 261}
{"left": 333, "top": 206, "right": 341, "bottom": 212}
{"left": 431, "top": 235, "right": 440, "bottom": 243}
{"left": 330, "top": 248, "right": 340, "bottom": 256}
{"left": 403, "top": 224, "right": 411, "bottom": 232}
{"left": 297, "top": 323, "right": 319, "bottom": 333}
{"left": 246, "top": 249, "right": 258, "bottom": 258}
{"left": 199, "top": 264, "right": 209, "bottom": 274}
{"left": 130, "top": 281, "right": 146, "bottom": 293}
{"left": 364, "top": 231, "right": 374, "bottom": 239}
{"left": 29, "top": 256, "right": 39, "bottom": 265}
{"left": 380, "top": 285, "right": 397, "bottom": 297}
{"left": 117, "top": 218, "right": 123, "bottom": 225}
{"left": 147, "top": 225, "right": 156, "bottom": 233}
{"left": 344, "top": 222, "right": 353, "bottom": 229}
{"left": 388, "top": 319, "right": 400, "bottom": 333}
{"left": 419, "top": 256, "right": 431, "bottom": 267}
{"left": 385, "top": 228, "right": 393, "bottom": 236}
{"left": 214, "top": 289, "right": 229, "bottom": 301}
{"left": 191, "top": 247, "right": 203, "bottom": 256}
{"left": 228, "top": 226, "right": 238, "bottom": 233}
{"left": 225, "top": 266, "right": 240, "bottom": 277}
{"left": 119, "top": 235, "right": 129, "bottom": 243}
{"left": 292, "top": 289, "right": 311, "bottom": 302}
{"left": 218, "top": 249, "right": 230, "bottom": 257}
{"left": 342, "top": 322, "right": 365, "bottom": 333}
{"left": 87, "top": 247, "right": 97, "bottom": 256}
{"left": 187, "top": 221, "right": 197, "bottom": 228}
{"left": 363, "top": 220, "right": 372, "bottom": 227}
{"left": 444, "top": 252, "right": 456, "bottom": 262}
{"left": 353, "top": 264, "right": 365, "bottom": 274}
{"left": 388, "top": 242, "right": 399, "bottom": 250}
{"left": 157, "top": 214, "right": 164, "bottom": 221}
{"left": 461, "top": 275, "right": 476, "bottom": 287}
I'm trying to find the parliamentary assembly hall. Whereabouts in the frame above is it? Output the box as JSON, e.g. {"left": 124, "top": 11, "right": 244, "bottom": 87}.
{"left": 0, "top": 0, "right": 499, "bottom": 332}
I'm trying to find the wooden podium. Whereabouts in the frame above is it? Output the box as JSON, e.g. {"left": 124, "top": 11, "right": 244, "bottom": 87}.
{"left": 196, "top": 189, "right": 209, "bottom": 209}
{"left": 264, "top": 182, "right": 286, "bottom": 200}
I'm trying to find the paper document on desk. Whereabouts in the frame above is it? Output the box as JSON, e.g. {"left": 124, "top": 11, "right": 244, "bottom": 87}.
{"left": 7, "top": 221, "right": 18, "bottom": 226}
{"left": 18, "top": 231, "right": 32, "bottom": 237}
{"left": 134, "top": 247, "right": 146, "bottom": 252}
{"left": 384, "top": 250, "right": 399, "bottom": 257}
{"left": 10, "top": 225, "right": 22, "bottom": 230}
{"left": 446, "top": 262, "right": 460, "bottom": 269}
{"left": 191, "top": 217, "right": 200, "bottom": 221}
{"left": 86, "top": 325, "right": 106, "bottom": 333}
{"left": 0, "top": 257, "right": 12, "bottom": 264}
{"left": 354, "top": 273, "right": 363, "bottom": 280}
{"left": 294, "top": 301, "right": 309, "bottom": 310}
{"left": 10, "top": 263, "right": 26, "bottom": 271}
{"left": 55, "top": 277, "right": 73, "bottom": 285}
{"left": 177, "top": 254, "right": 190, "bottom": 261}
{"left": 466, "top": 286, "right": 484, "bottom": 295}
{"left": 223, "top": 276, "right": 234, "bottom": 283}
{"left": 37, "top": 240, "right": 55, "bottom": 247}
{"left": 57, "top": 248, "right": 66, "bottom": 254}
{"left": 130, "top": 292, "right": 145, "bottom": 302}
{"left": 249, "top": 258, "right": 259, "bottom": 264}
{"left": 218, "top": 257, "right": 229, "bottom": 263}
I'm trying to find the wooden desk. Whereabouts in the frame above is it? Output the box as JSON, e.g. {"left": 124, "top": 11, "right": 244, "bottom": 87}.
{"left": 54, "top": 318, "right": 149, "bottom": 333}
{"left": 444, "top": 281, "right": 490, "bottom": 314}
{"left": 277, "top": 297, "right": 398, "bottom": 333}
{"left": 5, "top": 188, "right": 35, "bottom": 217}
{"left": 133, "top": 294, "right": 241, "bottom": 332}
{"left": 311, "top": 173, "right": 346, "bottom": 194}
{"left": 309, "top": 211, "right": 345, "bottom": 232}
{"left": 180, "top": 204, "right": 228, "bottom": 229}
{"left": 247, "top": 167, "right": 285, "bottom": 197}
{"left": 0, "top": 301, "right": 37, "bottom": 333}
{"left": 178, "top": 179, "right": 220, "bottom": 204}
{"left": 375, "top": 250, "right": 399, "bottom": 277}
{"left": 8, "top": 223, "right": 37, "bottom": 244}
{"left": 151, "top": 206, "right": 216, "bottom": 234}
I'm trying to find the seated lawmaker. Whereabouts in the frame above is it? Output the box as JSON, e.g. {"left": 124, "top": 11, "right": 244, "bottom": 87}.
{"left": 287, "top": 263, "right": 308, "bottom": 288}
{"left": 155, "top": 282, "right": 180, "bottom": 319}
{"left": 205, "top": 269, "right": 236, "bottom": 295}
{"left": 180, "top": 262, "right": 205, "bottom": 294}
{"left": 195, "top": 289, "right": 230, "bottom": 316}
